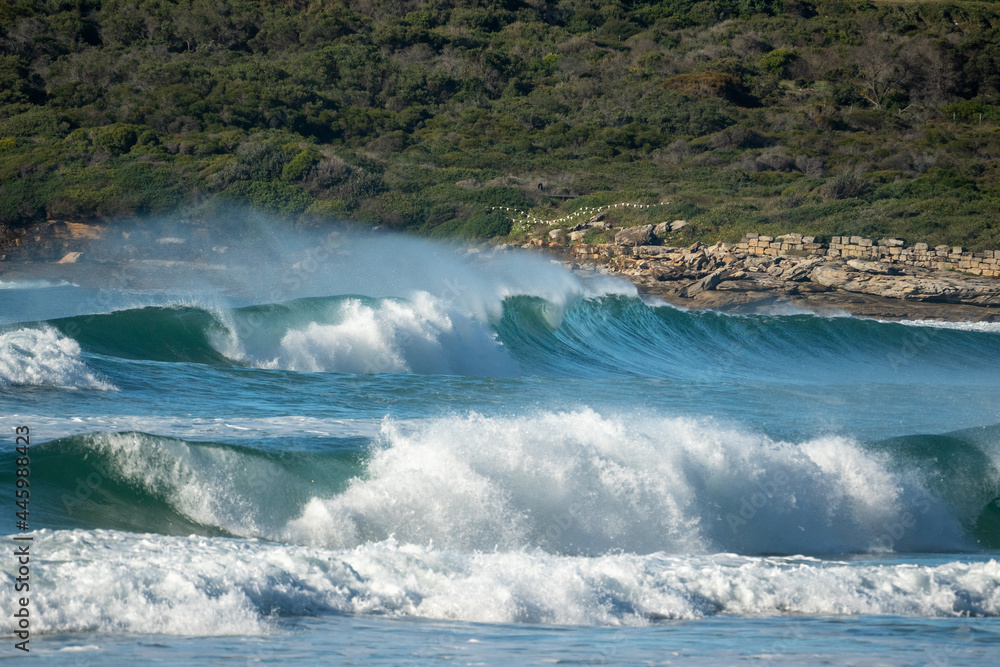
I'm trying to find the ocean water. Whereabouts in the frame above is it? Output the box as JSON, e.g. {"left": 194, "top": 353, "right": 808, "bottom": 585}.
{"left": 1, "top": 224, "right": 999, "bottom": 664}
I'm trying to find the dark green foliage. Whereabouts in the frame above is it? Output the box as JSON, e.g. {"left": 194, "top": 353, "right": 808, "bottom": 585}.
{"left": 463, "top": 210, "right": 513, "bottom": 239}
{"left": 282, "top": 149, "right": 322, "bottom": 181}
{"left": 0, "top": 0, "right": 999, "bottom": 250}
{"left": 759, "top": 49, "right": 796, "bottom": 77}
{"left": 224, "top": 181, "right": 313, "bottom": 215}
{"left": 217, "top": 143, "right": 293, "bottom": 186}
{"left": 0, "top": 107, "right": 68, "bottom": 138}
{"left": 95, "top": 124, "right": 140, "bottom": 155}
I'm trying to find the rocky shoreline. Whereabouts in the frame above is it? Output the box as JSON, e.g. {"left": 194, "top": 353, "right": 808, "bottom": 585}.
{"left": 529, "top": 223, "right": 1000, "bottom": 322}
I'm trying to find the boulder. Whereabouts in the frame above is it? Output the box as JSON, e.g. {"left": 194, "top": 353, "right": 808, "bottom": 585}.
{"left": 779, "top": 257, "right": 824, "bottom": 281}
{"left": 680, "top": 267, "right": 733, "bottom": 297}
{"left": 846, "top": 259, "right": 899, "bottom": 275}
{"left": 671, "top": 220, "right": 689, "bottom": 232}
{"left": 651, "top": 266, "right": 685, "bottom": 281}
{"left": 809, "top": 263, "right": 1000, "bottom": 305}
{"left": 615, "top": 224, "right": 655, "bottom": 247}
{"left": 654, "top": 222, "right": 670, "bottom": 236}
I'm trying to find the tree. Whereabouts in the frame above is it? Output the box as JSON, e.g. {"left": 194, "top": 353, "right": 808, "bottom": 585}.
{"left": 852, "top": 34, "right": 908, "bottom": 110}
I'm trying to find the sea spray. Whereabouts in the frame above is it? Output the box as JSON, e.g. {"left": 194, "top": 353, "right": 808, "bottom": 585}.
{"left": 0, "top": 327, "right": 116, "bottom": 390}
{"left": 212, "top": 293, "right": 519, "bottom": 376}
{"left": 20, "top": 414, "right": 999, "bottom": 554}
{"left": 282, "top": 410, "right": 978, "bottom": 555}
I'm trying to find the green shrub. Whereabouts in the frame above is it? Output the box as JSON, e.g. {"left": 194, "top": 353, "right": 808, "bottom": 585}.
{"left": 942, "top": 101, "right": 1000, "bottom": 123}
{"left": 582, "top": 228, "right": 611, "bottom": 244}
{"left": 0, "top": 107, "right": 68, "bottom": 138}
{"left": 282, "top": 149, "right": 321, "bottom": 181}
{"left": 759, "top": 49, "right": 796, "bottom": 77}
{"left": 224, "top": 180, "right": 313, "bottom": 215}
{"left": 462, "top": 210, "right": 513, "bottom": 239}
{"left": 95, "top": 124, "right": 140, "bottom": 155}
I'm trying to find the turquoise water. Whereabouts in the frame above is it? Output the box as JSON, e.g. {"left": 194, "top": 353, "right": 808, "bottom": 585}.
{"left": 2, "top": 227, "right": 999, "bottom": 664}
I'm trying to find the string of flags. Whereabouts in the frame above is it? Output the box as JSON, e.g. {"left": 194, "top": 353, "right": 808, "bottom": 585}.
{"left": 490, "top": 202, "right": 665, "bottom": 227}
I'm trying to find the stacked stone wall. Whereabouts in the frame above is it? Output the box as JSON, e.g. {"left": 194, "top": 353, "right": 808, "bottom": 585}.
{"left": 734, "top": 234, "right": 1000, "bottom": 277}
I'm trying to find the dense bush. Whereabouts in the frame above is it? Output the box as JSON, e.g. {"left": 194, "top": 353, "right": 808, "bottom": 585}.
{"left": 0, "top": 1, "right": 999, "bottom": 248}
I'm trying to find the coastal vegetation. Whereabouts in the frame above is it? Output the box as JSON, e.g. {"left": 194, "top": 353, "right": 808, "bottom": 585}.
{"left": 3, "top": 0, "right": 1000, "bottom": 249}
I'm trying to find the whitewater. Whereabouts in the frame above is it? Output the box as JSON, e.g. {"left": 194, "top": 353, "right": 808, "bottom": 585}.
{"left": 1, "top": 222, "right": 999, "bottom": 664}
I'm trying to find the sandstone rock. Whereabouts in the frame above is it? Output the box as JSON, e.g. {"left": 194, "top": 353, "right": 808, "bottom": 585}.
{"left": 846, "top": 259, "right": 900, "bottom": 275}
{"left": 744, "top": 256, "right": 773, "bottom": 269}
{"left": 568, "top": 230, "right": 587, "bottom": 241}
{"left": 779, "top": 257, "right": 824, "bottom": 281}
{"left": 810, "top": 263, "right": 1000, "bottom": 305}
{"left": 654, "top": 222, "right": 670, "bottom": 236}
{"left": 636, "top": 246, "right": 673, "bottom": 257}
{"left": 651, "top": 265, "right": 686, "bottom": 281}
{"left": 670, "top": 220, "right": 689, "bottom": 232}
{"left": 681, "top": 267, "right": 732, "bottom": 297}
{"left": 548, "top": 228, "right": 567, "bottom": 242}
{"left": 682, "top": 252, "right": 707, "bottom": 271}
{"left": 615, "top": 225, "right": 655, "bottom": 246}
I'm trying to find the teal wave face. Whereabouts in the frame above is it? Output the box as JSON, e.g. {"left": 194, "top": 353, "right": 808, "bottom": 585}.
{"left": 50, "top": 306, "right": 234, "bottom": 364}
{"left": 11, "top": 293, "right": 1000, "bottom": 382}
{"left": 872, "top": 425, "right": 1000, "bottom": 549}
{"left": 42, "top": 294, "right": 517, "bottom": 375}
{"left": 13, "top": 421, "right": 999, "bottom": 554}
{"left": 495, "top": 294, "right": 1000, "bottom": 382}
{"left": 13, "top": 432, "right": 364, "bottom": 537}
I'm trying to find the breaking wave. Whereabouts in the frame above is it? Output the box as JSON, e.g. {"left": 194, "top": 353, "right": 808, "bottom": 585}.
{"left": 21, "top": 414, "right": 1000, "bottom": 555}
{"left": 0, "top": 327, "right": 116, "bottom": 390}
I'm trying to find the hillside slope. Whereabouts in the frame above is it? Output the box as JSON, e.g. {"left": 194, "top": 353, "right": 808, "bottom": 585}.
{"left": 2, "top": 0, "right": 1000, "bottom": 248}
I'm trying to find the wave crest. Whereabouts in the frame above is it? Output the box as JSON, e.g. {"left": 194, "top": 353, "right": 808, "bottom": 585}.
{"left": 25, "top": 415, "right": 1000, "bottom": 556}
{"left": 0, "top": 327, "right": 116, "bottom": 391}
{"left": 215, "top": 292, "right": 518, "bottom": 376}
{"left": 283, "top": 411, "right": 987, "bottom": 555}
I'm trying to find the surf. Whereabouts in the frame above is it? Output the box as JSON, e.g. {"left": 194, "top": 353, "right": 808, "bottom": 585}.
{"left": 2, "top": 291, "right": 998, "bottom": 384}
{"left": 18, "top": 416, "right": 1000, "bottom": 554}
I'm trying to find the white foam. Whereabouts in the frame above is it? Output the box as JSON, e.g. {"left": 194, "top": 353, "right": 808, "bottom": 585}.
{"left": 0, "top": 327, "right": 116, "bottom": 390}
{"left": 281, "top": 410, "right": 973, "bottom": 555}
{"left": 752, "top": 303, "right": 852, "bottom": 318}
{"left": 35, "top": 412, "right": 986, "bottom": 557}
{"left": 214, "top": 292, "right": 519, "bottom": 376}
{"left": 3, "top": 530, "right": 998, "bottom": 636}
{"left": 0, "top": 415, "right": 386, "bottom": 441}
{"left": 0, "top": 278, "right": 76, "bottom": 289}
{"left": 897, "top": 319, "right": 1000, "bottom": 334}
